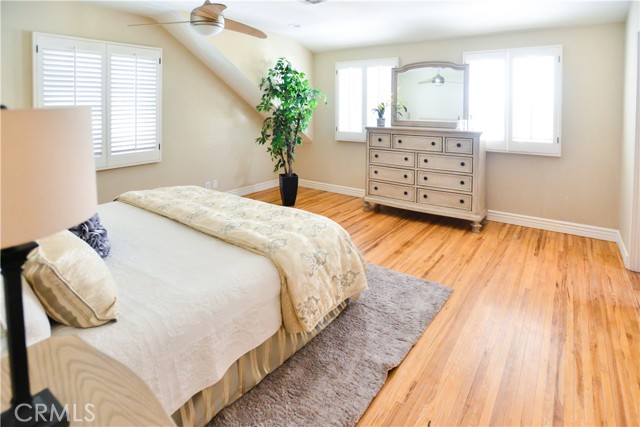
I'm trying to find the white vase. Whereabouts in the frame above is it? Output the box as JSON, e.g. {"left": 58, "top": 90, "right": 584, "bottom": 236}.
{"left": 376, "top": 117, "right": 385, "bottom": 127}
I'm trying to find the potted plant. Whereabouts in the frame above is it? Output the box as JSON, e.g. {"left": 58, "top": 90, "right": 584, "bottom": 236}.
{"left": 372, "top": 101, "right": 407, "bottom": 126}
{"left": 255, "top": 58, "right": 325, "bottom": 206}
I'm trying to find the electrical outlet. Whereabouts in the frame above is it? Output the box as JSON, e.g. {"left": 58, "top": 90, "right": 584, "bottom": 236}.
{"left": 204, "top": 181, "right": 211, "bottom": 189}
{"left": 213, "top": 179, "right": 219, "bottom": 189}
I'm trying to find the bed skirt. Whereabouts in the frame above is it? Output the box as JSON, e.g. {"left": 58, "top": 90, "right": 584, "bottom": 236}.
{"left": 172, "top": 301, "right": 348, "bottom": 427}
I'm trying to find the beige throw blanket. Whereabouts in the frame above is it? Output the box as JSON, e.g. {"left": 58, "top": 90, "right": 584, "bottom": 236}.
{"left": 116, "top": 186, "right": 368, "bottom": 333}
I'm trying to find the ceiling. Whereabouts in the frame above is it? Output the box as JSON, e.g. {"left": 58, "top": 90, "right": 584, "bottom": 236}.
{"left": 103, "top": 0, "right": 632, "bottom": 52}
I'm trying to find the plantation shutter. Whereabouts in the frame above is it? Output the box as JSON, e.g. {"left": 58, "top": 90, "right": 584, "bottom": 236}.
{"left": 33, "top": 33, "right": 162, "bottom": 169}
{"left": 34, "top": 35, "right": 107, "bottom": 167}
{"left": 107, "top": 45, "right": 161, "bottom": 167}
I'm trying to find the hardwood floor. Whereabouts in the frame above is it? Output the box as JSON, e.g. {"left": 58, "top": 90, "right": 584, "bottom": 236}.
{"left": 248, "top": 187, "right": 640, "bottom": 427}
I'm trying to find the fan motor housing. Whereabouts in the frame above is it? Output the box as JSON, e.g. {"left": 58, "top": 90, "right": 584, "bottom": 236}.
{"left": 191, "top": 11, "right": 225, "bottom": 30}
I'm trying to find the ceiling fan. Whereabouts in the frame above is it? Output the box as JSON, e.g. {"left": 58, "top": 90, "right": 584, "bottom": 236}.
{"left": 128, "top": 1, "right": 267, "bottom": 39}
{"left": 418, "top": 70, "right": 462, "bottom": 86}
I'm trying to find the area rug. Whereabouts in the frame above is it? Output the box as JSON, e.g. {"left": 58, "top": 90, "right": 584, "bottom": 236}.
{"left": 210, "top": 264, "right": 452, "bottom": 427}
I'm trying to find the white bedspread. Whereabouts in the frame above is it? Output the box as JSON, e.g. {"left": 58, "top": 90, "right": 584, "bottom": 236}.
{"left": 51, "top": 202, "right": 282, "bottom": 414}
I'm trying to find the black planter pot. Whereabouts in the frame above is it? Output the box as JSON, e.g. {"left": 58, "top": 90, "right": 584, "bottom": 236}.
{"left": 279, "top": 173, "right": 299, "bottom": 207}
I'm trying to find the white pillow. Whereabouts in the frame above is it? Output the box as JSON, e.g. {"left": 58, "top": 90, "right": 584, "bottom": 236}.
{"left": 0, "top": 275, "right": 52, "bottom": 356}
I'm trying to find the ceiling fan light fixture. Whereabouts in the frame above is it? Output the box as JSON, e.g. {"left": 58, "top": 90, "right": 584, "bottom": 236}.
{"left": 190, "top": 13, "right": 225, "bottom": 36}
{"left": 432, "top": 72, "right": 445, "bottom": 86}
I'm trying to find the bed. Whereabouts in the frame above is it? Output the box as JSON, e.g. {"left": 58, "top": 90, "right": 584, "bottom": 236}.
{"left": 46, "top": 186, "right": 368, "bottom": 426}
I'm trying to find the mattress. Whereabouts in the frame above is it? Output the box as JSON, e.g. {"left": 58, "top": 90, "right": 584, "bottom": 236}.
{"left": 52, "top": 201, "right": 283, "bottom": 414}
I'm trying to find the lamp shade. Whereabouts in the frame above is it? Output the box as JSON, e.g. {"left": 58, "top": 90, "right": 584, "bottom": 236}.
{"left": 1, "top": 108, "right": 97, "bottom": 249}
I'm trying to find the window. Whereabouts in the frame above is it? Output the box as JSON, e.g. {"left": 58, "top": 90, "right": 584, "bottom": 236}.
{"left": 335, "top": 58, "right": 398, "bottom": 141}
{"left": 33, "top": 33, "right": 162, "bottom": 169}
{"left": 464, "top": 46, "right": 562, "bottom": 156}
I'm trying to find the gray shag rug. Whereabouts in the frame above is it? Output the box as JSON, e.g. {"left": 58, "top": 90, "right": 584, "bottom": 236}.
{"left": 210, "top": 264, "right": 452, "bottom": 427}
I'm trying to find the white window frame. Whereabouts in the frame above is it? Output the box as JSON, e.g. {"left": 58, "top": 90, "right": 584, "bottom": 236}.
{"left": 335, "top": 57, "right": 398, "bottom": 142}
{"left": 464, "top": 45, "right": 562, "bottom": 156}
{"left": 33, "top": 32, "right": 162, "bottom": 170}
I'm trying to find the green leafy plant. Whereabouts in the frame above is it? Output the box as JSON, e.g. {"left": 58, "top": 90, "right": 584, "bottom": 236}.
{"left": 372, "top": 101, "right": 408, "bottom": 119}
{"left": 255, "top": 58, "right": 326, "bottom": 177}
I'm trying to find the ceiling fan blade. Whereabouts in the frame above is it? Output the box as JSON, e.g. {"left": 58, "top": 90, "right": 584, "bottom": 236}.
{"left": 224, "top": 18, "right": 267, "bottom": 39}
{"left": 199, "top": 2, "right": 227, "bottom": 17}
{"left": 128, "top": 21, "right": 191, "bottom": 27}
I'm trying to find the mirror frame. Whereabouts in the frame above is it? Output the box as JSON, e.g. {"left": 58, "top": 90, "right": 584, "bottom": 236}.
{"left": 391, "top": 61, "right": 469, "bottom": 128}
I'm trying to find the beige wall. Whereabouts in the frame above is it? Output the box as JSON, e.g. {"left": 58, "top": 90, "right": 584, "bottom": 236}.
{"left": 212, "top": 30, "right": 313, "bottom": 87}
{"left": 619, "top": 2, "right": 639, "bottom": 257}
{"left": 211, "top": 28, "right": 316, "bottom": 140}
{"left": 1, "top": 2, "right": 629, "bottom": 230}
{"left": 1, "top": 1, "right": 312, "bottom": 203}
{"left": 300, "top": 23, "right": 625, "bottom": 228}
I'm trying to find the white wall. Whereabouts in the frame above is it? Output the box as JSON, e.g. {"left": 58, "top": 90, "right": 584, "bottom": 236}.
{"left": 1, "top": 1, "right": 313, "bottom": 203}
{"left": 300, "top": 23, "right": 625, "bottom": 229}
{"left": 619, "top": 2, "right": 639, "bottom": 268}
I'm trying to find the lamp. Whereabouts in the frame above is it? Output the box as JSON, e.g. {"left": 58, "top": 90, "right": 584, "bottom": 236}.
{"left": 1, "top": 107, "right": 97, "bottom": 426}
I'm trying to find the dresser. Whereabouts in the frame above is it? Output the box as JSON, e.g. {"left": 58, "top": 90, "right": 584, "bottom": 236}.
{"left": 364, "top": 126, "right": 486, "bottom": 232}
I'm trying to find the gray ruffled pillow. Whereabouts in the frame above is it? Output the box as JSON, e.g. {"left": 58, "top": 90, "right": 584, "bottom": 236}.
{"left": 69, "top": 213, "right": 111, "bottom": 258}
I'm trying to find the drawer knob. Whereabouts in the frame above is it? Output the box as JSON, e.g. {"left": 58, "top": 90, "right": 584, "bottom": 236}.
{"left": 377, "top": 137, "right": 382, "bottom": 142}
{"left": 423, "top": 159, "right": 428, "bottom": 163}
{"left": 403, "top": 174, "right": 408, "bottom": 179}
{"left": 374, "top": 170, "right": 378, "bottom": 174}
{"left": 460, "top": 161, "right": 466, "bottom": 166}
{"left": 423, "top": 176, "right": 428, "bottom": 181}
{"left": 374, "top": 186, "right": 378, "bottom": 191}
{"left": 404, "top": 157, "right": 409, "bottom": 161}
{"left": 460, "top": 180, "right": 465, "bottom": 185}
{"left": 398, "top": 139, "right": 403, "bottom": 143}
{"left": 456, "top": 143, "right": 461, "bottom": 148}
{"left": 431, "top": 141, "right": 436, "bottom": 146}
{"left": 403, "top": 191, "right": 408, "bottom": 196}
{"left": 375, "top": 154, "right": 379, "bottom": 158}
{"left": 423, "top": 194, "right": 428, "bottom": 199}
{"left": 460, "top": 199, "right": 465, "bottom": 204}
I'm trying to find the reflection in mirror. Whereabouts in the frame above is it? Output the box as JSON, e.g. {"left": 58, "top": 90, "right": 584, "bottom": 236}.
{"left": 392, "top": 61, "right": 468, "bottom": 128}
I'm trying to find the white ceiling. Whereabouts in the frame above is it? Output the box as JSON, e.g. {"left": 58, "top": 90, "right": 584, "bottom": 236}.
{"left": 102, "top": 0, "right": 632, "bottom": 52}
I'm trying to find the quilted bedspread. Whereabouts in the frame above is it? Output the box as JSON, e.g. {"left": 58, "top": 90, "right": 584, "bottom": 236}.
{"left": 117, "top": 186, "right": 368, "bottom": 333}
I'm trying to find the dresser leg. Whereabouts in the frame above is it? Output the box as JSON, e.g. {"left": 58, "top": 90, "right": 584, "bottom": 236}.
{"left": 471, "top": 221, "right": 483, "bottom": 232}
{"left": 363, "top": 201, "right": 380, "bottom": 212}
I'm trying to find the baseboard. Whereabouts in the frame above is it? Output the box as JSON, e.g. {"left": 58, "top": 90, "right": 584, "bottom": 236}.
{"left": 227, "top": 179, "right": 278, "bottom": 196}
{"left": 229, "top": 180, "right": 625, "bottom": 249}
{"left": 617, "top": 235, "right": 631, "bottom": 267}
{"left": 298, "top": 179, "right": 365, "bottom": 198}
{"left": 226, "top": 178, "right": 364, "bottom": 198}
{"left": 487, "top": 210, "right": 620, "bottom": 243}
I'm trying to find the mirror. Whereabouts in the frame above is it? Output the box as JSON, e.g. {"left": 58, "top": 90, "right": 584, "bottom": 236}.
{"left": 392, "top": 61, "right": 469, "bottom": 128}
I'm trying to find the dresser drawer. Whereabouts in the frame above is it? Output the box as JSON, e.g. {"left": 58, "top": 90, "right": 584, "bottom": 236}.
{"left": 445, "top": 138, "right": 473, "bottom": 154}
{"left": 370, "top": 133, "right": 391, "bottom": 148}
{"left": 370, "top": 165, "right": 415, "bottom": 185}
{"left": 370, "top": 149, "right": 415, "bottom": 167}
{"left": 393, "top": 135, "right": 443, "bottom": 152}
{"left": 417, "top": 171, "right": 472, "bottom": 192}
{"left": 417, "top": 189, "right": 472, "bottom": 211}
{"left": 417, "top": 154, "right": 472, "bottom": 173}
{"left": 369, "top": 181, "right": 415, "bottom": 202}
